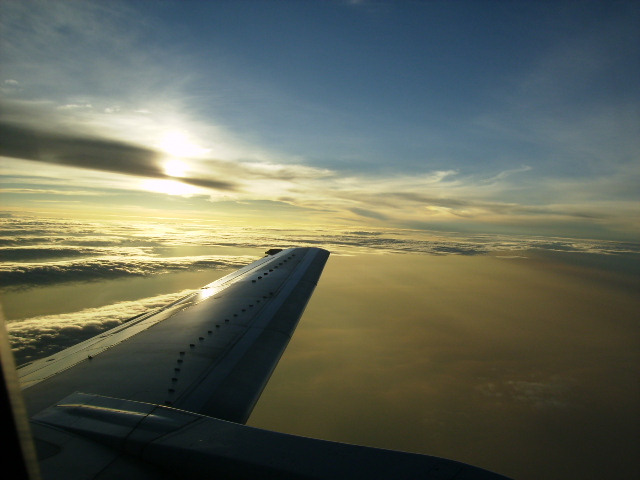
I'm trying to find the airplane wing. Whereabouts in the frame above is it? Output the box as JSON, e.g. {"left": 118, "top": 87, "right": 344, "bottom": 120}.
{"left": 4, "top": 247, "right": 512, "bottom": 479}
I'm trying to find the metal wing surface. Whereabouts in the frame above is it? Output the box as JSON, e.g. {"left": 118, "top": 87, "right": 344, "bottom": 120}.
{"left": 20, "top": 247, "right": 329, "bottom": 425}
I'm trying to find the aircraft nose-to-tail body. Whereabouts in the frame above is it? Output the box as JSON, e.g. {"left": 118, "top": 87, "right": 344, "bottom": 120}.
{"left": 7, "top": 247, "right": 512, "bottom": 479}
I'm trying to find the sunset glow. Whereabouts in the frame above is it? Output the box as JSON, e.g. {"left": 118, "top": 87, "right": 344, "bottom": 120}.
{"left": 0, "top": 0, "right": 636, "bottom": 239}
{"left": 159, "top": 131, "right": 209, "bottom": 158}
{"left": 163, "top": 159, "right": 188, "bottom": 177}
{"left": 142, "top": 178, "right": 199, "bottom": 196}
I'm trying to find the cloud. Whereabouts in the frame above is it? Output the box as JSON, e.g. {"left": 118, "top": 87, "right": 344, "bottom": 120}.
{"left": 0, "top": 120, "right": 237, "bottom": 192}
{"left": 0, "top": 99, "right": 336, "bottom": 199}
{"left": 482, "top": 165, "right": 532, "bottom": 184}
{"left": 0, "top": 236, "right": 142, "bottom": 247}
{"left": 349, "top": 208, "right": 389, "bottom": 221}
{"left": 7, "top": 290, "right": 196, "bottom": 365}
{"left": 0, "top": 0, "right": 183, "bottom": 104}
{"left": 0, "top": 247, "right": 128, "bottom": 261}
{"left": 320, "top": 181, "right": 618, "bottom": 226}
{"left": 1, "top": 214, "right": 637, "bottom": 272}
{"left": 231, "top": 162, "right": 333, "bottom": 181}
{"left": 343, "top": 231, "right": 383, "bottom": 236}
{"left": 0, "top": 254, "right": 255, "bottom": 290}
{"left": 1, "top": 78, "right": 21, "bottom": 94}
{"left": 1, "top": 188, "right": 105, "bottom": 196}
{"left": 476, "top": 376, "right": 574, "bottom": 409}
{"left": 57, "top": 103, "right": 93, "bottom": 110}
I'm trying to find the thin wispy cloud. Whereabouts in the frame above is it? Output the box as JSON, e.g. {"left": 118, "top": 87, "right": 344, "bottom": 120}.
{"left": 0, "top": 245, "right": 148, "bottom": 261}
{"left": 0, "top": 188, "right": 105, "bottom": 196}
{"left": 476, "top": 377, "right": 574, "bottom": 409}
{"left": 0, "top": 255, "right": 255, "bottom": 290}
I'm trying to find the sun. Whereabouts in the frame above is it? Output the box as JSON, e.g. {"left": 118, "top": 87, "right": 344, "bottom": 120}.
{"left": 142, "top": 179, "right": 198, "bottom": 196}
{"left": 159, "top": 131, "right": 208, "bottom": 158}
{"left": 164, "top": 159, "right": 188, "bottom": 177}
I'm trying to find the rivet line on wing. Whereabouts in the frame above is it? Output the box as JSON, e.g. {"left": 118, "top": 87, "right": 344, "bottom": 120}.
{"left": 165, "top": 297, "right": 242, "bottom": 405}
{"left": 168, "top": 350, "right": 187, "bottom": 401}
{"left": 163, "top": 274, "right": 286, "bottom": 406}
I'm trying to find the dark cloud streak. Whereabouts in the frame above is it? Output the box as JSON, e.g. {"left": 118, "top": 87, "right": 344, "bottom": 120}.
{"left": 0, "top": 121, "right": 237, "bottom": 191}
{"left": 0, "top": 255, "right": 253, "bottom": 290}
{"left": 349, "top": 208, "right": 389, "bottom": 221}
{"left": 0, "top": 247, "right": 110, "bottom": 261}
{"left": 370, "top": 192, "right": 611, "bottom": 220}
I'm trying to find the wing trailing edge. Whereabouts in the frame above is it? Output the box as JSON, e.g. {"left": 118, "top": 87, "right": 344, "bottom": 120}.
{"left": 32, "top": 391, "right": 511, "bottom": 480}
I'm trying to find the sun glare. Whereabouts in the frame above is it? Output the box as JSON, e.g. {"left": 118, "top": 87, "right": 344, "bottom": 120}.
{"left": 159, "top": 132, "right": 209, "bottom": 158}
{"left": 164, "top": 159, "right": 188, "bottom": 177}
{"left": 142, "top": 179, "right": 198, "bottom": 196}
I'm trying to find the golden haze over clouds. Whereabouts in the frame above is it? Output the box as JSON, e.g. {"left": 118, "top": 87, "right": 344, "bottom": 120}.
{"left": 249, "top": 253, "right": 640, "bottom": 480}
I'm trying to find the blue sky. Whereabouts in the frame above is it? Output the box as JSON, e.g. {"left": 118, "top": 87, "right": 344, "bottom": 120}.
{"left": 1, "top": 0, "right": 638, "bottom": 239}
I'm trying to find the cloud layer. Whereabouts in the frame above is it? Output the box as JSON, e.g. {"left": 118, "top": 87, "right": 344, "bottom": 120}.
{"left": 0, "top": 254, "right": 254, "bottom": 290}
{"left": 2, "top": 213, "right": 638, "bottom": 287}
{"left": 7, "top": 290, "right": 194, "bottom": 365}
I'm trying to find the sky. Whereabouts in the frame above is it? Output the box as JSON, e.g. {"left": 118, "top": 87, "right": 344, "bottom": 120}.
{"left": 0, "top": 0, "right": 638, "bottom": 239}
{"left": 1, "top": 2, "right": 639, "bottom": 479}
